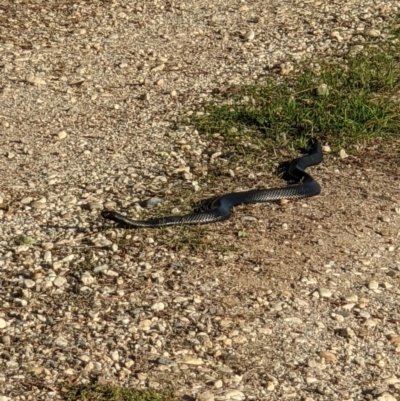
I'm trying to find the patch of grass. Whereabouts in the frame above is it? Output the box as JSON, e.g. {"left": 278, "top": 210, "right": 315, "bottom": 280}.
{"left": 65, "top": 384, "right": 177, "bottom": 401}
{"left": 189, "top": 25, "right": 400, "bottom": 153}
{"left": 13, "top": 235, "right": 36, "bottom": 245}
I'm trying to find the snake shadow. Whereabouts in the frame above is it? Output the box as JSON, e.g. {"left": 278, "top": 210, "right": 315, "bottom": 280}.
{"left": 190, "top": 151, "right": 307, "bottom": 212}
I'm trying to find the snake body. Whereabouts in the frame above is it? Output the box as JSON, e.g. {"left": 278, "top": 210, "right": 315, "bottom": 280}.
{"left": 101, "top": 139, "right": 322, "bottom": 228}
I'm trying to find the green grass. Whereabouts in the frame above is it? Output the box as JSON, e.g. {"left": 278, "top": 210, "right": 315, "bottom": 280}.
{"left": 66, "top": 384, "right": 178, "bottom": 401}
{"left": 189, "top": 25, "right": 400, "bottom": 153}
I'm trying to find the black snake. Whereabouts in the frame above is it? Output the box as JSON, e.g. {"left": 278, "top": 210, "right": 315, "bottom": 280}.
{"left": 101, "top": 139, "right": 322, "bottom": 228}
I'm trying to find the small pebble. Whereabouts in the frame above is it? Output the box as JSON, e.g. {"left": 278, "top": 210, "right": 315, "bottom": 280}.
{"left": 384, "top": 377, "right": 400, "bottom": 385}
{"left": 30, "top": 201, "right": 47, "bottom": 209}
{"left": 280, "top": 63, "right": 293, "bottom": 76}
{"left": 14, "top": 298, "right": 28, "bottom": 307}
{"left": 87, "top": 202, "right": 103, "bottom": 210}
{"left": 317, "top": 83, "right": 329, "bottom": 96}
{"left": 319, "top": 351, "right": 337, "bottom": 363}
{"left": 1, "top": 336, "right": 11, "bottom": 345}
{"left": 224, "top": 390, "right": 245, "bottom": 401}
{"left": 330, "top": 31, "right": 343, "bottom": 42}
{"left": 93, "top": 265, "right": 108, "bottom": 273}
{"left": 377, "top": 394, "right": 396, "bottom": 401}
{"left": 181, "top": 357, "right": 203, "bottom": 366}
{"left": 151, "top": 302, "right": 165, "bottom": 312}
{"left": 21, "top": 197, "right": 33, "bottom": 204}
{"left": 26, "top": 73, "right": 46, "bottom": 86}
{"left": 24, "top": 279, "right": 36, "bottom": 289}
{"left": 244, "top": 30, "right": 255, "bottom": 41}
{"left": 93, "top": 264, "right": 108, "bottom": 273}
{"left": 367, "top": 29, "right": 380, "bottom": 38}
{"left": 53, "top": 276, "right": 67, "bottom": 287}
{"left": 80, "top": 272, "right": 95, "bottom": 285}
{"left": 387, "top": 335, "right": 400, "bottom": 344}
{"left": 319, "top": 288, "right": 333, "bottom": 298}
{"left": 57, "top": 130, "right": 68, "bottom": 140}
{"left": 214, "top": 380, "right": 223, "bottom": 389}
{"left": 141, "top": 197, "right": 163, "bottom": 208}
{"left": 368, "top": 280, "right": 379, "bottom": 290}
{"left": 196, "top": 391, "right": 214, "bottom": 401}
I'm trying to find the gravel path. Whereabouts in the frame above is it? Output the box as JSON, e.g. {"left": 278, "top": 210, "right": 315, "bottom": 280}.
{"left": 1, "top": 1, "right": 400, "bottom": 400}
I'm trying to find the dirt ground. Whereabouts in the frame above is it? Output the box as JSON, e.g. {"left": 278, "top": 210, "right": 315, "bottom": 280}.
{"left": 1, "top": 1, "right": 400, "bottom": 401}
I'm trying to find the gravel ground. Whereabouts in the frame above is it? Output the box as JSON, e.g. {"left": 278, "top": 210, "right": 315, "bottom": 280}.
{"left": 1, "top": 1, "right": 400, "bottom": 400}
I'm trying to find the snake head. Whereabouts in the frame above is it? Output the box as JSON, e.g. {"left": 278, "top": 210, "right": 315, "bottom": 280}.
{"left": 305, "top": 138, "right": 318, "bottom": 152}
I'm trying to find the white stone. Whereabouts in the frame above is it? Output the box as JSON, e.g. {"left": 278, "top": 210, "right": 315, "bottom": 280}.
{"left": 53, "top": 276, "right": 67, "bottom": 287}
{"left": 368, "top": 281, "right": 379, "bottom": 290}
{"left": 80, "top": 272, "right": 95, "bottom": 285}
{"left": 151, "top": 302, "right": 165, "bottom": 312}
{"left": 224, "top": 390, "right": 245, "bottom": 401}
{"left": 58, "top": 130, "right": 68, "bottom": 140}
{"left": 196, "top": 391, "right": 214, "bottom": 401}
{"left": 319, "top": 288, "right": 333, "bottom": 298}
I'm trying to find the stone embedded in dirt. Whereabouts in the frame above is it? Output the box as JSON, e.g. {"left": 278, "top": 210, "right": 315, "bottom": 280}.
{"left": 319, "top": 288, "right": 333, "bottom": 298}
{"left": 93, "top": 237, "right": 113, "bottom": 247}
{"left": 319, "top": 351, "right": 338, "bottom": 363}
{"left": 196, "top": 391, "right": 214, "bottom": 401}
{"left": 364, "top": 318, "right": 377, "bottom": 327}
{"left": 214, "top": 380, "right": 223, "bottom": 389}
{"left": 0, "top": 319, "right": 7, "bottom": 329}
{"left": 93, "top": 264, "right": 108, "bottom": 274}
{"left": 53, "top": 276, "right": 67, "bottom": 287}
{"left": 14, "top": 298, "right": 27, "bottom": 307}
{"left": 387, "top": 334, "right": 400, "bottom": 344}
{"left": 181, "top": 357, "right": 203, "bottom": 366}
{"left": 57, "top": 130, "right": 67, "bottom": 140}
{"left": 21, "top": 197, "right": 33, "bottom": 204}
{"left": 330, "top": 31, "right": 343, "bottom": 42}
{"left": 1, "top": 336, "right": 11, "bottom": 346}
{"left": 345, "top": 294, "right": 358, "bottom": 303}
{"left": 151, "top": 302, "right": 165, "bottom": 311}
{"left": 383, "top": 377, "right": 400, "bottom": 385}
{"left": 244, "top": 30, "right": 255, "bottom": 41}
{"left": 368, "top": 281, "right": 379, "bottom": 290}
{"left": 367, "top": 29, "right": 380, "bottom": 37}
{"left": 87, "top": 202, "right": 103, "bottom": 210}
{"left": 104, "top": 201, "right": 117, "bottom": 209}
{"left": 80, "top": 272, "right": 95, "bottom": 285}
{"left": 280, "top": 62, "right": 294, "bottom": 75}
{"left": 140, "top": 197, "right": 163, "bottom": 208}
{"left": 377, "top": 393, "right": 396, "bottom": 401}
{"left": 224, "top": 390, "right": 245, "bottom": 400}
{"left": 317, "top": 83, "right": 329, "bottom": 96}
{"left": 26, "top": 72, "right": 46, "bottom": 85}
{"left": 23, "top": 279, "right": 35, "bottom": 289}
{"left": 30, "top": 201, "right": 47, "bottom": 209}
{"left": 337, "top": 327, "right": 355, "bottom": 338}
